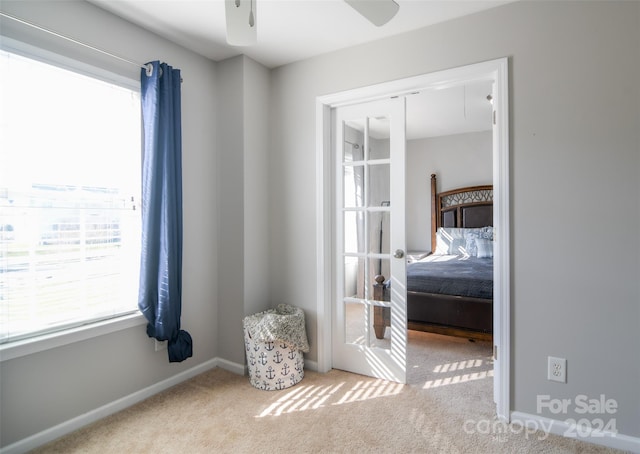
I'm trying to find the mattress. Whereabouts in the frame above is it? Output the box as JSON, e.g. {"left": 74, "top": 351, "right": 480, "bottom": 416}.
{"left": 407, "top": 255, "right": 493, "bottom": 299}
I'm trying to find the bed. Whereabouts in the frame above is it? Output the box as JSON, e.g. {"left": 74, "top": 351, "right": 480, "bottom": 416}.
{"left": 373, "top": 173, "right": 494, "bottom": 341}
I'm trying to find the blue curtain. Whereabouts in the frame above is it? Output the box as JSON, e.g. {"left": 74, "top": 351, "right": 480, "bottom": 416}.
{"left": 138, "top": 61, "right": 192, "bottom": 362}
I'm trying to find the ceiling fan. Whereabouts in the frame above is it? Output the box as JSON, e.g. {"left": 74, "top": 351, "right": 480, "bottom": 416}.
{"left": 225, "top": 0, "right": 400, "bottom": 46}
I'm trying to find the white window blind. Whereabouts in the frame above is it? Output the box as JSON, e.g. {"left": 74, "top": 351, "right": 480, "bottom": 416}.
{"left": 0, "top": 46, "right": 142, "bottom": 343}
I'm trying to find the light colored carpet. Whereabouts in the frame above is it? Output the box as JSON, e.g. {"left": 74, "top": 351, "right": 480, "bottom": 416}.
{"left": 31, "top": 331, "right": 624, "bottom": 453}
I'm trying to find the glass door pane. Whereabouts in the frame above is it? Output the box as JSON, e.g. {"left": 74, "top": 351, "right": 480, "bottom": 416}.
{"left": 341, "top": 114, "right": 392, "bottom": 350}
{"left": 333, "top": 97, "right": 406, "bottom": 384}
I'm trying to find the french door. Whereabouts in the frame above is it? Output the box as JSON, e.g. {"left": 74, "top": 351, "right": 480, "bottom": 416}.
{"left": 331, "top": 97, "right": 407, "bottom": 383}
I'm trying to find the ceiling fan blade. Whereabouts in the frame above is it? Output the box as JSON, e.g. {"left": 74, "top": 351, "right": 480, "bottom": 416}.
{"left": 345, "top": 0, "right": 399, "bottom": 26}
{"left": 225, "top": 0, "right": 257, "bottom": 46}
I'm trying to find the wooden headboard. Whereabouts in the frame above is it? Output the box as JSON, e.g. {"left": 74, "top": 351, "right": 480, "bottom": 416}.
{"left": 430, "top": 174, "right": 493, "bottom": 251}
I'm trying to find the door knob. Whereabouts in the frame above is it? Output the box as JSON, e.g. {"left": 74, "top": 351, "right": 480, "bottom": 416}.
{"left": 393, "top": 249, "right": 404, "bottom": 259}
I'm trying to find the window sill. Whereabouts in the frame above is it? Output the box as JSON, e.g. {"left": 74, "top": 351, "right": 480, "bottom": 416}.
{"left": 0, "top": 313, "right": 147, "bottom": 362}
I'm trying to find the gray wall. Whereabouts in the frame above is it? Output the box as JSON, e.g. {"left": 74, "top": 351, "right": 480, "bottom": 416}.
{"left": 216, "top": 56, "right": 245, "bottom": 365}
{"left": 217, "top": 54, "right": 271, "bottom": 365}
{"left": 406, "top": 131, "right": 493, "bottom": 252}
{"left": 269, "top": 0, "right": 639, "bottom": 438}
{"left": 242, "top": 57, "right": 271, "bottom": 318}
{"left": 0, "top": 0, "right": 220, "bottom": 447}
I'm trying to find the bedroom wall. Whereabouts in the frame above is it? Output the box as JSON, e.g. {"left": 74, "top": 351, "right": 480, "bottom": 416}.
{"left": 269, "top": 0, "right": 639, "bottom": 442}
{"left": 216, "top": 56, "right": 245, "bottom": 366}
{"left": 0, "top": 1, "right": 219, "bottom": 448}
{"left": 217, "top": 54, "right": 271, "bottom": 366}
{"left": 406, "top": 131, "right": 492, "bottom": 252}
{"left": 242, "top": 57, "right": 271, "bottom": 319}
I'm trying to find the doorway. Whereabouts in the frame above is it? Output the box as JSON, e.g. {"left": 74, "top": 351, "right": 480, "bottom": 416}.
{"left": 315, "top": 58, "right": 510, "bottom": 421}
{"left": 404, "top": 81, "right": 494, "bottom": 388}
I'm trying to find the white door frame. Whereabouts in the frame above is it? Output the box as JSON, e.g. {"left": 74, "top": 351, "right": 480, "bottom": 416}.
{"left": 315, "top": 58, "right": 510, "bottom": 421}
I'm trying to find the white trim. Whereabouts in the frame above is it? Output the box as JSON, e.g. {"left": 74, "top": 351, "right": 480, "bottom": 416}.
{"left": 0, "top": 35, "right": 140, "bottom": 91}
{"left": 510, "top": 411, "right": 640, "bottom": 453}
{"left": 0, "top": 358, "right": 244, "bottom": 454}
{"left": 316, "top": 57, "right": 510, "bottom": 414}
{"left": 304, "top": 358, "right": 319, "bottom": 372}
{"left": 216, "top": 356, "right": 247, "bottom": 376}
{"left": 318, "top": 59, "right": 505, "bottom": 108}
{"left": 0, "top": 313, "right": 147, "bottom": 362}
{"left": 492, "top": 58, "right": 511, "bottom": 422}
{"left": 315, "top": 101, "right": 333, "bottom": 374}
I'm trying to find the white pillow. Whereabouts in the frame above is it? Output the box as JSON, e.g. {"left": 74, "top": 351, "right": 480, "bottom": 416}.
{"left": 436, "top": 227, "right": 495, "bottom": 256}
{"left": 475, "top": 238, "right": 494, "bottom": 258}
{"left": 465, "top": 233, "right": 479, "bottom": 256}
{"left": 435, "top": 228, "right": 466, "bottom": 255}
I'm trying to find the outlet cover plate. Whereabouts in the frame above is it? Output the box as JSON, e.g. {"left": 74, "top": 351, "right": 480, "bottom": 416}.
{"left": 548, "top": 356, "right": 567, "bottom": 383}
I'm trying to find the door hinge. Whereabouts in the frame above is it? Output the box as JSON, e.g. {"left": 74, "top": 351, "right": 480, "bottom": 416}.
{"left": 493, "top": 110, "right": 497, "bottom": 125}
{"left": 493, "top": 345, "right": 497, "bottom": 360}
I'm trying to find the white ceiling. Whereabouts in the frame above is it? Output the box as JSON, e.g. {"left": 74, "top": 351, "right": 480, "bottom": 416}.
{"left": 349, "top": 81, "right": 494, "bottom": 140}
{"left": 87, "top": 0, "right": 510, "bottom": 69}
{"left": 87, "top": 0, "right": 503, "bottom": 139}
{"left": 406, "top": 80, "right": 494, "bottom": 140}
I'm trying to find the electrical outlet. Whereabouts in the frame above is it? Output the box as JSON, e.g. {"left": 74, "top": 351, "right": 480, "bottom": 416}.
{"left": 154, "top": 339, "right": 167, "bottom": 352}
{"left": 548, "top": 356, "right": 567, "bottom": 383}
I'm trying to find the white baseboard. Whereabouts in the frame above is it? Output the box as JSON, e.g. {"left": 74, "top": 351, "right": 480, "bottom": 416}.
{"left": 216, "top": 356, "right": 247, "bottom": 376}
{"left": 0, "top": 357, "right": 246, "bottom": 454}
{"left": 510, "top": 411, "right": 640, "bottom": 454}
{"left": 304, "top": 358, "right": 318, "bottom": 372}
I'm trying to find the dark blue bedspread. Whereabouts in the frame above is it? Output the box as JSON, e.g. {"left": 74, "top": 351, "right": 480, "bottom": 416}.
{"left": 407, "top": 256, "right": 493, "bottom": 299}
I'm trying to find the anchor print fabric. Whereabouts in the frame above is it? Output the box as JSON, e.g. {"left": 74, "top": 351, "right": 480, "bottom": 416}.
{"left": 243, "top": 331, "right": 305, "bottom": 391}
{"left": 243, "top": 304, "right": 308, "bottom": 390}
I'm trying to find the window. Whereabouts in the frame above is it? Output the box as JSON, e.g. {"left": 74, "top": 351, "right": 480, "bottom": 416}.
{"left": 0, "top": 43, "right": 142, "bottom": 344}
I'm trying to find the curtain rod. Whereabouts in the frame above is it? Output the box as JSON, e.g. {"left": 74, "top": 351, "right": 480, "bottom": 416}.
{"left": 0, "top": 11, "right": 147, "bottom": 72}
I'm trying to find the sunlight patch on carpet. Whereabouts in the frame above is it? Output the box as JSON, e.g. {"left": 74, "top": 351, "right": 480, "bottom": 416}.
{"left": 421, "top": 369, "right": 494, "bottom": 389}
{"left": 256, "top": 378, "right": 403, "bottom": 418}
{"left": 433, "top": 358, "right": 486, "bottom": 373}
